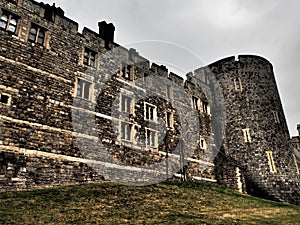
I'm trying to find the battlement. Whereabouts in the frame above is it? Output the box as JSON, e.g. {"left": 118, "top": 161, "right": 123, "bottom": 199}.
{"left": 0, "top": 0, "right": 299, "bottom": 205}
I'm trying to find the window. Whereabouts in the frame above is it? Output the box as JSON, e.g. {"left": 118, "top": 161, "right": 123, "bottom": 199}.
{"left": 121, "top": 64, "right": 134, "bottom": 81}
{"left": 146, "top": 129, "right": 157, "bottom": 148}
{"left": 166, "top": 111, "right": 174, "bottom": 128}
{"left": 199, "top": 137, "right": 206, "bottom": 150}
{"left": 76, "top": 78, "right": 92, "bottom": 100}
{"left": 120, "top": 122, "right": 133, "bottom": 142}
{"left": 266, "top": 151, "right": 277, "bottom": 173}
{"left": 166, "top": 85, "right": 174, "bottom": 101}
{"left": 0, "top": 93, "right": 11, "bottom": 105}
{"left": 144, "top": 102, "right": 157, "bottom": 121}
{"left": 0, "top": 11, "right": 18, "bottom": 33}
{"left": 293, "top": 154, "right": 299, "bottom": 174}
{"left": 28, "top": 24, "right": 46, "bottom": 45}
{"left": 202, "top": 100, "right": 210, "bottom": 115}
{"left": 273, "top": 111, "right": 280, "bottom": 123}
{"left": 83, "top": 48, "right": 96, "bottom": 67}
{"left": 234, "top": 78, "right": 242, "bottom": 91}
{"left": 242, "top": 128, "right": 251, "bottom": 143}
{"left": 192, "top": 96, "right": 200, "bottom": 110}
{"left": 120, "top": 95, "right": 134, "bottom": 114}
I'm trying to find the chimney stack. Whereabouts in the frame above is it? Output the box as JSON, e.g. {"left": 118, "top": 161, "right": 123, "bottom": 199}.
{"left": 98, "top": 21, "right": 115, "bottom": 49}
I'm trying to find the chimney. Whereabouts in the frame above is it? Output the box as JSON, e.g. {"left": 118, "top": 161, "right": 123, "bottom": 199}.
{"left": 98, "top": 21, "right": 115, "bottom": 49}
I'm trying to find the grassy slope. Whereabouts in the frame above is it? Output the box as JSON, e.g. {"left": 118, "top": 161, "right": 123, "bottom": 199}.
{"left": 0, "top": 181, "right": 299, "bottom": 225}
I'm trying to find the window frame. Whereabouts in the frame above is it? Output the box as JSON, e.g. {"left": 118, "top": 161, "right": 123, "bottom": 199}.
{"left": 234, "top": 78, "right": 243, "bottom": 91}
{"left": 120, "top": 121, "right": 134, "bottom": 142}
{"left": 75, "top": 77, "right": 93, "bottom": 101}
{"left": 120, "top": 94, "right": 134, "bottom": 115}
{"left": 242, "top": 128, "right": 251, "bottom": 143}
{"left": 120, "top": 63, "right": 134, "bottom": 81}
{"left": 28, "top": 23, "right": 47, "bottom": 46}
{"left": 144, "top": 102, "right": 157, "bottom": 122}
{"left": 83, "top": 48, "right": 97, "bottom": 67}
{"left": 266, "top": 151, "right": 277, "bottom": 173}
{"left": 145, "top": 128, "right": 158, "bottom": 148}
{"left": 0, "top": 93, "right": 12, "bottom": 106}
{"left": 0, "top": 10, "right": 19, "bottom": 34}
{"left": 166, "top": 111, "right": 174, "bottom": 129}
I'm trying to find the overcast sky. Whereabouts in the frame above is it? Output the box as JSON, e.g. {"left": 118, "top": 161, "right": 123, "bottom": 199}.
{"left": 40, "top": 0, "right": 300, "bottom": 136}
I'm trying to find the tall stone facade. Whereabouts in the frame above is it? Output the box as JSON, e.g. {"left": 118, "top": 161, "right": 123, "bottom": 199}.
{"left": 0, "top": 0, "right": 299, "bottom": 204}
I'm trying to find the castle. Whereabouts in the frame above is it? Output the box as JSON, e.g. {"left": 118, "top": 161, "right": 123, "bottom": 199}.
{"left": 0, "top": 0, "right": 299, "bottom": 205}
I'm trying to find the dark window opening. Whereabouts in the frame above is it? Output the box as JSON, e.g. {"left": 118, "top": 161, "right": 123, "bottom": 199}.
{"left": 28, "top": 24, "right": 46, "bottom": 45}
{"left": 0, "top": 11, "right": 18, "bottom": 33}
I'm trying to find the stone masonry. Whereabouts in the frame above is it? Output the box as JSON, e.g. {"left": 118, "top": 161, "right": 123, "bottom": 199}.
{"left": 0, "top": 0, "right": 299, "bottom": 205}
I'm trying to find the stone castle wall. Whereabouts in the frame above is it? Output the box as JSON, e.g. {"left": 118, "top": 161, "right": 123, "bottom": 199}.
{"left": 0, "top": 0, "right": 299, "bottom": 205}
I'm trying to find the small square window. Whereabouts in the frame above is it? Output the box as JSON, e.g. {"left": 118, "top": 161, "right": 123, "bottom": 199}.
{"left": 76, "top": 78, "right": 93, "bottom": 100}
{"left": 121, "top": 63, "right": 134, "bottom": 81}
{"left": 0, "top": 93, "right": 11, "bottom": 105}
{"left": 83, "top": 48, "right": 97, "bottom": 67}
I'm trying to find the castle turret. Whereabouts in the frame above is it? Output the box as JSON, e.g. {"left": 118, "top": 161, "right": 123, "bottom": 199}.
{"left": 210, "top": 55, "right": 300, "bottom": 204}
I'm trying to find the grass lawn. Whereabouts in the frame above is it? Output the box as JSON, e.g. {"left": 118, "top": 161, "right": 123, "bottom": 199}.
{"left": 0, "top": 181, "right": 299, "bottom": 224}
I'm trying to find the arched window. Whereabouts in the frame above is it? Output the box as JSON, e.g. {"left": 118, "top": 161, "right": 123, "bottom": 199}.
{"left": 28, "top": 24, "right": 46, "bottom": 46}
{"left": 0, "top": 12, "right": 18, "bottom": 34}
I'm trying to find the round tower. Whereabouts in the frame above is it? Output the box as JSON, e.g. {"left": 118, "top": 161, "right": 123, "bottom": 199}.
{"left": 209, "top": 55, "right": 300, "bottom": 204}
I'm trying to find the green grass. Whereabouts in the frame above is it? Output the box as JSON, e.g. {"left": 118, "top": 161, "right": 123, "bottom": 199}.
{"left": 0, "top": 181, "right": 299, "bottom": 224}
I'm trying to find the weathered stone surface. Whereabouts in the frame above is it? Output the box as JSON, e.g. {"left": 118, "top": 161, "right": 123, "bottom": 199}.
{"left": 0, "top": 0, "right": 299, "bottom": 205}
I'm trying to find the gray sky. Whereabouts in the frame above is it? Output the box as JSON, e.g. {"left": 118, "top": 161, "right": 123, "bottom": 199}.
{"left": 41, "top": 0, "right": 300, "bottom": 136}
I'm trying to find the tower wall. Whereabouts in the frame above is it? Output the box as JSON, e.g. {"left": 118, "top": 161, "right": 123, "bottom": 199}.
{"left": 210, "top": 55, "right": 300, "bottom": 204}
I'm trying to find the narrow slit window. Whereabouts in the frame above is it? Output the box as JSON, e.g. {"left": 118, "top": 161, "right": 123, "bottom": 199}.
{"left": 234, "top": 78, "right": 242, "bottom": 91}
{"left": 199, "top": 137, "right": 206, "bottom": 150}
{"left": 192, "top": 96, "right": 199, "bottom": 110}
{"left": 166, "top": 111, "right": 174, "bottom": 128}
{"left": 273, "top": 111, "right": 280, "bottom": 123}
{"left": 242, "top": 128, "right": 251, "bottom": 143}
{"left": 266, "top": 151, "right": 277, "bottom": 173}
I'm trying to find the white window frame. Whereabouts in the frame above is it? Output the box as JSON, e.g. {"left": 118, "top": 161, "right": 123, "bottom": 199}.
{"left": 144, "top": 102, "right": 157, "bottom": 122}
{"left": 145, "top": 128, "right": 158, "bottom": 148}
{"left": 242, "top": 128, "right": 251, "bottom": 143}
{"left": 266, "top": 151, "right": 277, "bottom": 173}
